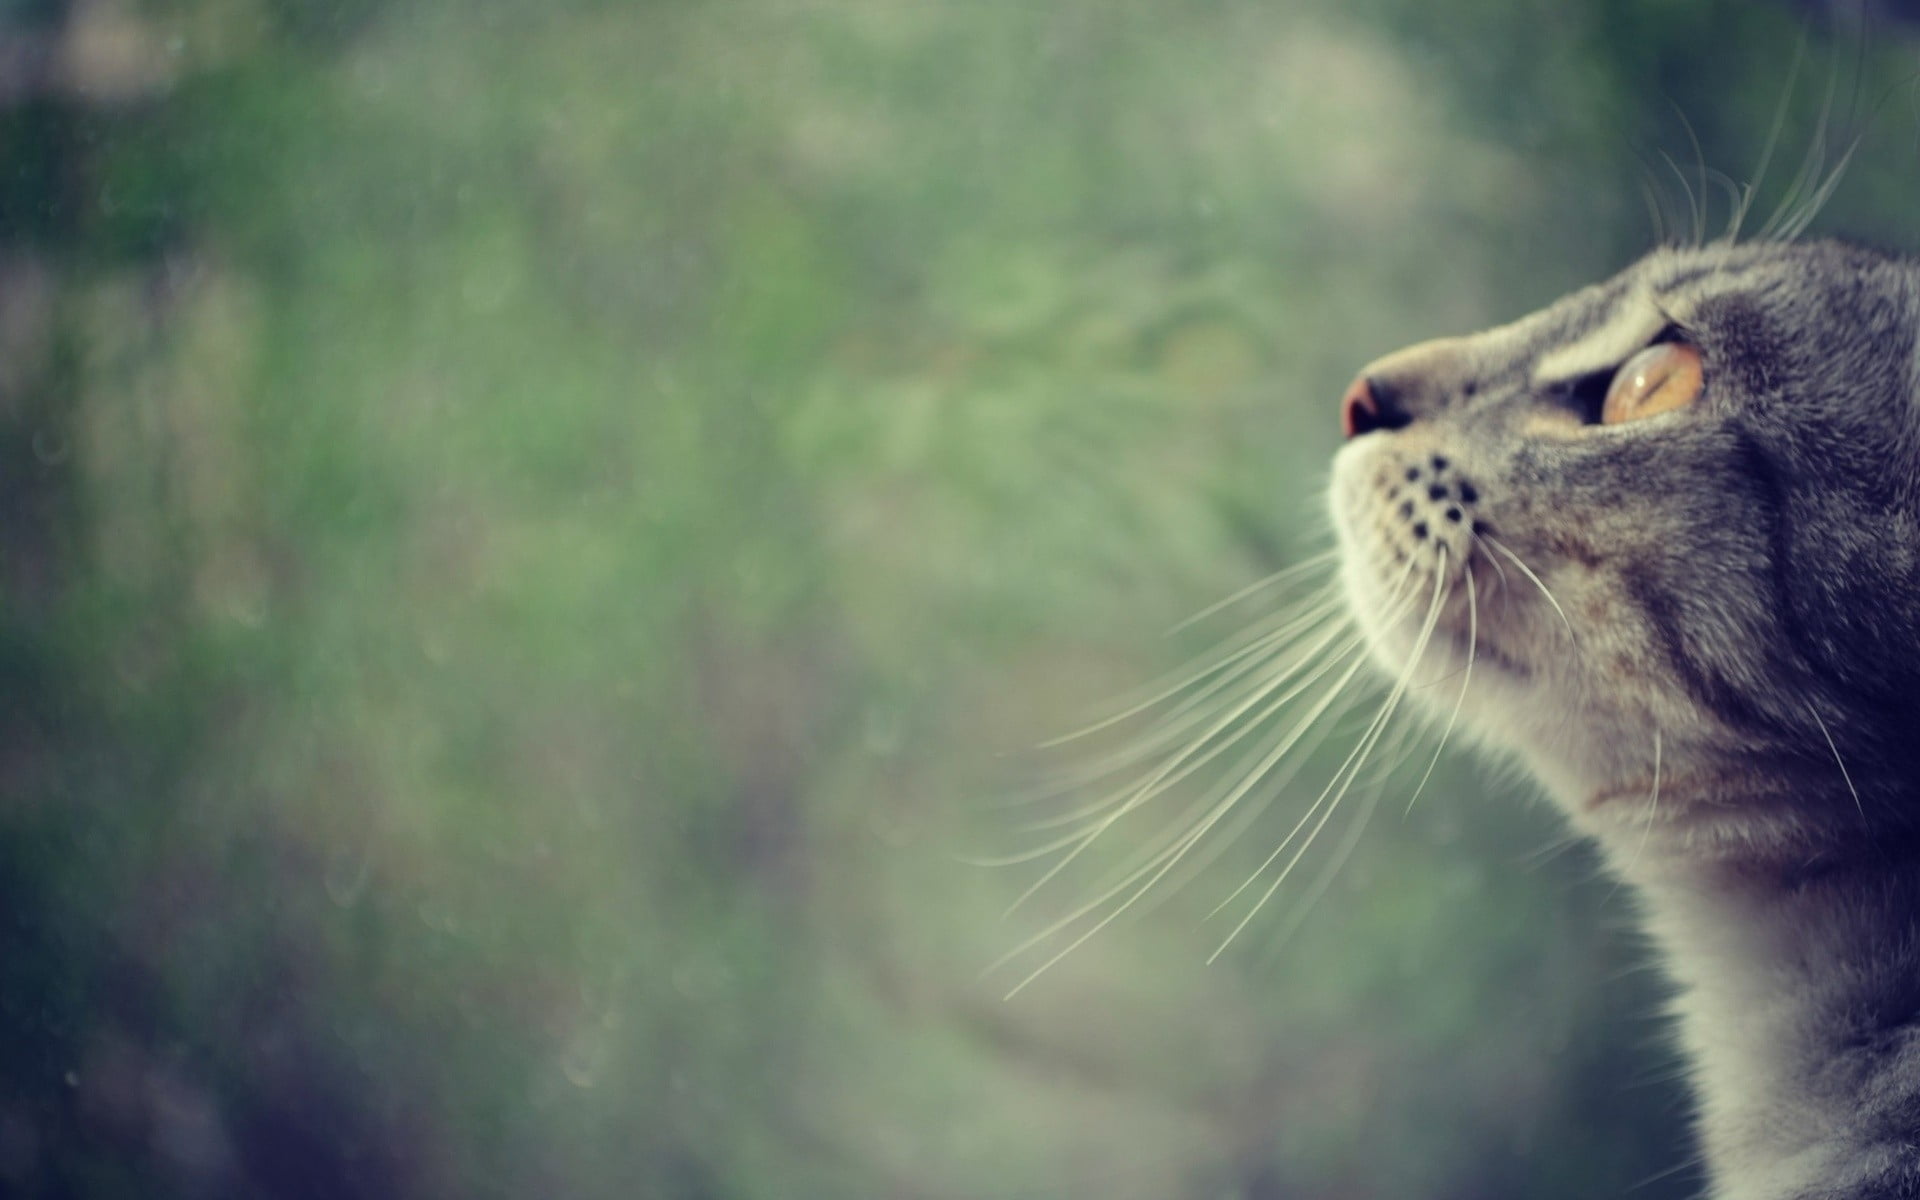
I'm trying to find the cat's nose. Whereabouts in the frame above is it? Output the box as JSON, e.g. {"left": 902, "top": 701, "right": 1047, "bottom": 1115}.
{"left": 1341, "top": 337, "right": 1472, "bottom": 435}
{"left": 1341, "top": 375, "right": 1411, "bottom": 438}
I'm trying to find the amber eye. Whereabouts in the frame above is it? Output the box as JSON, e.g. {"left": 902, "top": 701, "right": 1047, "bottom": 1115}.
{"left": 1601, "top": 341, "right": 1703, "bottom": 425}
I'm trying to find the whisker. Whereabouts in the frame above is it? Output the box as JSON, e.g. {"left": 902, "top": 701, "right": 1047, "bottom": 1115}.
{"left": 1164, "top": 550, "right": 1339, "bottom": 636}
{"left": 997, "top": 619, "right": 1364, "bottom": 902}
{"left": 1069, "top": 650, "right": 1369, "bottom": 912}
{"left": 1356, "top": 701, "right": 1428, "bottom": 792}
{"left": 1008, "top": 630, "right": 1363, "bottom": 841}
{"left": 1019, "top": 606, "right": 1348, "bottom": 797}
{"left": 1207, "top": 626, "right": 1440, "bottom": 962}
{"left": 1807, "top": 702, "right": 1866, "bottom": 823}
{"left": 1627, "top": 1149, "right": 1709, "bottom": 1195}
{"left": 1007, "top": 562, "right": 1419, "bottom": 847}
{"left": 1477, "top": 534, "right": 1511, "bottom": 594}
{"left": 1731, "top": 34, "right": 1806, "bottom": 243}
{"left": 1701, "top": 166, "right": 1744, "bottom": 236}
{"left": 1516, "top": 829, "right": 1587, "bottom": 872}
{"left": 1207, "top": 558, "right": 1449, "bottom": 961}
{"left": 1035, "top": 589, "right": 1344, "bottom": 751}
{"left": 1261, "top": 775, "right": 1380, "bottom": 958}
{"left": 1482, "top": 535, "right": 1574, "bottom": 643}
{"left": 1657, "top": 149, "right": 1703, "bottom": 250}
{"left": 1119, "top": 686, "right": 1364, "bottom": 924}
{"left": 1762, "top": 39, "right": 1843, "bottom": 241}
{"left": 1668, "top": 99, "right": 1710, "bottom": 247}
{"left": 1072, "top": 555, "right": 1421, "bottom": 779}
{"left": 985, "top": 551, "right": 1427, "bottom": 990}
{"left": 1636, "top": 169, "right": 1668, "bottom": 249}
{"left": 1404, "top": 558, "right": 1476, "bottom": 817}
{"left": 991, "top": 646, "right": 1378, "bottom": 997}
{"left": 1776, "top": 134, "right": 1858, "bottom": 242}
{"left": 1208, "top": 563, "right": 1442, "bottom": 916}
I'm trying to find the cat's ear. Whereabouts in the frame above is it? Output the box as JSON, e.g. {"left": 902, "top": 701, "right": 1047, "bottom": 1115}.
{"left": 1602, "top": 342, "right": 1703, "bottom": 424}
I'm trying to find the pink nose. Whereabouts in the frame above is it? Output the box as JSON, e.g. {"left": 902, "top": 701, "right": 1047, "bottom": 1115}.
{"left": 1341, "top": 375, "right": 1381, "bottom": 439}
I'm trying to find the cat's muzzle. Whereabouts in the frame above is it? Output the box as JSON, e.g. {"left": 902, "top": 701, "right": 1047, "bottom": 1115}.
{"left": 1341, "top": 442, "right": 1483, "bottom": 583}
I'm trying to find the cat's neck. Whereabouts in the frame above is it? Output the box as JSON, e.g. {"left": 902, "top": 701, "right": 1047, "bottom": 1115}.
{"left": 1622, "top": 806, "right": 1920, "bottom": 1200}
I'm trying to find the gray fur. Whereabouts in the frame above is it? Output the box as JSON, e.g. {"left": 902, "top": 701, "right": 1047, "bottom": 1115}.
{"left": 1331, "top": 240, "right": 1920, "bottom": 1200}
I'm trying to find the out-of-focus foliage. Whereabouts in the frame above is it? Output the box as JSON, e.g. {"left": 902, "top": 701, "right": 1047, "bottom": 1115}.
{"left": 2, "top": 1, "right": 1918, "bottom": 1196}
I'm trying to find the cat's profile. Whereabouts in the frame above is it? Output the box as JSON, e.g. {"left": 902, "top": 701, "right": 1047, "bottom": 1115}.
{"left": 1334, "top": 237, "right": 1920, "bottom": 1199}
{"left": 987, "top": 164, "right": 1920, "bottom": 1195}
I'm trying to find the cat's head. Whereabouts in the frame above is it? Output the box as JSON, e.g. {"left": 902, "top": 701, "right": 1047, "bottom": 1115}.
{"left": 1330, "top": 239, "right": 1920, "bottom": 866}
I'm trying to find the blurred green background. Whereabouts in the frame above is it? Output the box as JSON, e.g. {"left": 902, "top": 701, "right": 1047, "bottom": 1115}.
{"left": 3, "top": 1, "right": 1919, "bottom": 1196}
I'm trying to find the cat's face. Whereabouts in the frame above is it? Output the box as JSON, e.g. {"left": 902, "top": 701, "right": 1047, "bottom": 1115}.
{"left": 1330, "top": 240, "right": 1920, "bottom": 861}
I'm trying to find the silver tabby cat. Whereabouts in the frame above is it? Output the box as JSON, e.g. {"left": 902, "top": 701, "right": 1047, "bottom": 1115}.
{"left": 1333, "top": 239, "right": 1920, "bottom": 1200}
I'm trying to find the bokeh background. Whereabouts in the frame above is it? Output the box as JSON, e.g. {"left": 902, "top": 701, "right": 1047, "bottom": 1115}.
{"left": 5, "top": 1, "right": 1920, "bottom": 1196}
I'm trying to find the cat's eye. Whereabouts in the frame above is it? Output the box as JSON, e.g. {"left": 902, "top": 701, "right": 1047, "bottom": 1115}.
{"left": 1601, "top": 341, "right": 1702, "bottom": 425}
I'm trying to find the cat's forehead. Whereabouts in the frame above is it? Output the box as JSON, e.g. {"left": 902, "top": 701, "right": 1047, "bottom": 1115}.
{"left": 1634, "top": 242, "right": 1807, "bottom": 317}
{"left": 1530, "top": 243, "right": 1810, "bottom": 384}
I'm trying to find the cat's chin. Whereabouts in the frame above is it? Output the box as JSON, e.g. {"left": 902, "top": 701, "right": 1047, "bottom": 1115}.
{"left": 1387, "top": 657, "right": 1819, "bottom": 866}
{"left": 1337, "top": 551, "right": 1702, "bottom": 844}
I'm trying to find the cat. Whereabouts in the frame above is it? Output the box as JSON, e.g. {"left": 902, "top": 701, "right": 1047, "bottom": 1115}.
{"left": 1332, "top": 236, "right": 1920, "bottom": 1200}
